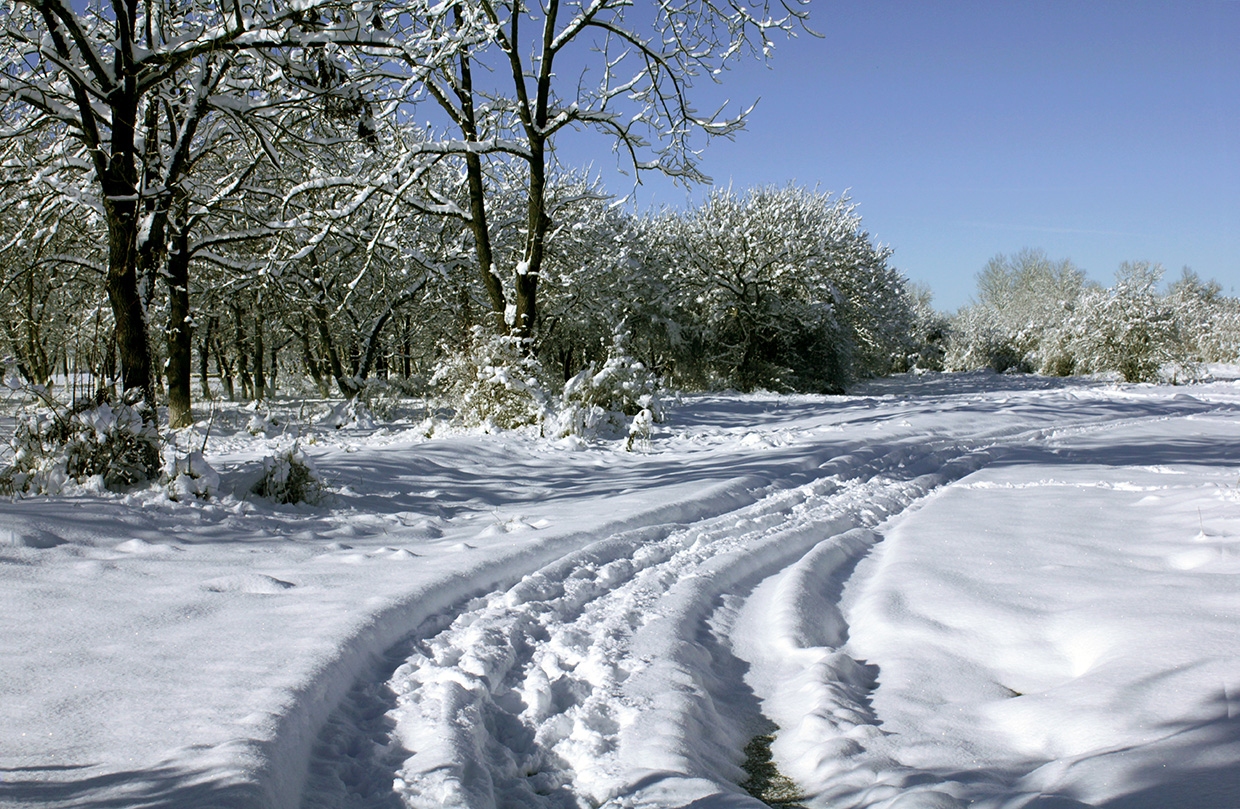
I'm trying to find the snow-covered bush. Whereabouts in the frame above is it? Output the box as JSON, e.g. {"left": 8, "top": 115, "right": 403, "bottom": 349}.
{"left": 1168, "top": 270, "right": 1240, "bottom": 364}
{"left": 165, "top": 451, "right": 220, "bottom": 501}
{"left": 554, "top": 332, "right": 665, "bottom": 439}
{"left": 0, "top": 394, "right": 160, "bottom": 494}
{"left": 1064, "top": 264, "right": 1186, "bottom": 382}
{"left": 625, "top": 408, "right": 654, "bottom": 452}
{"left": 318, "top": 398, "right": 378, "bottom": 430}
{"left": 653, "top": 185, "right": 911, "bottom": 392}
{"left": 357, "top": 377, "right": 427, "bottom": 421}
{"left": 431, "top": 327, "right": 551, "bottom": 430}
{"left": 251, "top": 446, "right": 326, "bottom": 505}
{"left": 945, "top": 249, "right": 1085, "bottom": 375}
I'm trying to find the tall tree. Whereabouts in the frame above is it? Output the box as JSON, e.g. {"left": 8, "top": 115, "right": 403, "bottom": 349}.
{"left": 415, "top": 0, "right": 811, "bottom": 341}
{"left": 0, "top": 0, "right": 481, "bottom": 419}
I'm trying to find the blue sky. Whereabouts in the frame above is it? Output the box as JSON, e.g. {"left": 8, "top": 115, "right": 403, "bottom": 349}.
{"left": 557, "top": 1, "right": 1240, "bottom": 312}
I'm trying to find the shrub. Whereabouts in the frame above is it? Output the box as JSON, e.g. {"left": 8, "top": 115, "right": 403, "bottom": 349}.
{"left": 165, "top": 451, "right": 220, "bottom": 501}
{"left": 555, "top": 332, "right": 665, "bottom": 439}
{"left": 251, "top": 446, "right": 326, "bottom": 505}
{"left": 431, "top": 327, "right": 551, "bottom": 430}
{"left": 0, "top": 394, "right": 160, "bottom": 495}
{"left": 1065, "top": 264, "right": 1185, "bottom": 382}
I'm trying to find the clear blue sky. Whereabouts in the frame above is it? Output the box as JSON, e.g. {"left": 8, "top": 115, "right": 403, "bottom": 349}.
{"left": 558, "top": 1, "right": 1240, "bottom": 312}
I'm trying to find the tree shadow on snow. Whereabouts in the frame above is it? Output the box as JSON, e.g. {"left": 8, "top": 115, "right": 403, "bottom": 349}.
{"left": 989, "top": 435, "right": 1240, "bottom": 470}
{"left": 0, "top": 762, "right": 263, "bottom": 809}
{"left": 841, "top": 693, "right": 1240, "bottom": 809}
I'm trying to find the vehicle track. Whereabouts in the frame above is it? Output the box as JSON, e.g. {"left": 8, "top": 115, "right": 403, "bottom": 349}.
{"left": 300, "top": 397, "right": 1228, "bottom": 809}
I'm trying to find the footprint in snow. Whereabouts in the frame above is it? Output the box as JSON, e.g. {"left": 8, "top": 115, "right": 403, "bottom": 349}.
{"left": 0, "top": 527, "right": 65, "bottom": 548}
{"left": 202, "top": 573, "right": 297, "bottom": 594}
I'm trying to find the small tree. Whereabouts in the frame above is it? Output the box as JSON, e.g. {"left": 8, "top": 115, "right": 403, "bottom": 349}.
{"left": 1066, "top": 262, "right": 1183, "bottom": 382}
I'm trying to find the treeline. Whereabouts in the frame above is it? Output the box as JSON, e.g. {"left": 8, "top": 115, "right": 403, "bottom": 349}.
{"left": 938, "top": 249, "right": 1240, "bottom": 383}
{"left": 0, "top": 179, "right": 923, "bottom": 404}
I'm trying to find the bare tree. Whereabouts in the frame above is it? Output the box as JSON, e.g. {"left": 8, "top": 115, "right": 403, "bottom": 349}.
{"left": 0, "top": 0, "right": 482, "bottom": 422}
{"left": 412, "top": 0, "right": 812, "bottom": 341}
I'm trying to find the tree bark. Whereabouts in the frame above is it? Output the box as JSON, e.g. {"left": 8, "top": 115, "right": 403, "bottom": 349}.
{"left": 198, "top": 316, "right": 215, "bottom": 400}
{"left": 165, "top": 207, "right": 193, "bottom": 428}
{"left": 104, "top": 198, "right": 155, "bottom": 407}
{"left": 253, "top": 302, "right": 266, "bottom": 401}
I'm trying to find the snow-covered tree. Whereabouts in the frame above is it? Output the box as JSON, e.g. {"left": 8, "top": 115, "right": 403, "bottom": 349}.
{"left": 0, "top": 0, "right": 482, "bottom": 421}
{"left": 1062, "top": 262, "right": 1183, "bottom": 382}
{"left": 414, "top": 0, "right": 811, "bottom": 341}
{"left": 945, "top": 249, "right": 1087, "bottom": 374}
{"left": 656, "top": 185, "right": 907, "bottom": 392}
{"left": 1168, "top": 268, "right": 1240, "bottom": 364}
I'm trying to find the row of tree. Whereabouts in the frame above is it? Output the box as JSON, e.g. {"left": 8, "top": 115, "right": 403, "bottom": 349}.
{"left": 0, "top": 0, "right": 819, "bottom": 428}
{"left": 0, "top": 172, "right": 919, "bottom": 406}
{"left": 942, "top": 249, "right": 1240, "bottom": 382}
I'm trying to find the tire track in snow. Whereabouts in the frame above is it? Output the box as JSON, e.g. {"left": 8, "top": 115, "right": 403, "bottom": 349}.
{"left": 301, "top": 437, "right": 1002, "bottom": 809}
{"left": 299, "top": 396, "right": 1229, "bottom": 809}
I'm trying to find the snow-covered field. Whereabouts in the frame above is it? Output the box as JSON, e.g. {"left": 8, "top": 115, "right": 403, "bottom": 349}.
{"left": 3, "top": 371, "right": 1240, "bottom": 809}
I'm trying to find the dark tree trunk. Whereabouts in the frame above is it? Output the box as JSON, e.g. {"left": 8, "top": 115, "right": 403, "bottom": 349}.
{"left": 165, "top": 210, "right": 193, "bottom": 428}
{"left": 104, "top": 199, "right": 154, "bottom": 407}
{"left": 354, "top": 279, "right": 427, "bottom": 386}
{"left": 451, "top": 30, "right": 506, "bottom": 331}
{"left": 298, "top": 320, "right": 329, "bottom": 397}
{"left": 401, "top": 315, "right": 412, "bottom": 379}
{"left": 214, "top": 336, "right": 235, "bottom": 401}
{"left": 198, "top": 316, "right": 215, "bottom": 400}
{"left": 233, "top": 305, "right": 252, "bottom": 400}
{"left": 253, "top": 304, "right": 266, "bottom": 401}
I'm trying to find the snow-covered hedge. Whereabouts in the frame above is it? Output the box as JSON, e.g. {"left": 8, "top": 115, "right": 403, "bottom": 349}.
{"left": 946, "top": 257, "right": 1216, "bottom": 382}
{"left": 553, "top": 332, "right": 665, "bottom": 439}
{"left": 0, "top": 394, "right": 161, "bottom": 494}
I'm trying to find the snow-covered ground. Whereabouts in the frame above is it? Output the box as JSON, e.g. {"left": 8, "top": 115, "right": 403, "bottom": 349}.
{"left": 3, "top": 370, "right": 1240, "bottom": 809}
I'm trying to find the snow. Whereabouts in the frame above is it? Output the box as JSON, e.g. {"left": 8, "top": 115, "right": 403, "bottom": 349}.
{"left": 3, "top": 371, "right": 1240, "bottom": 808}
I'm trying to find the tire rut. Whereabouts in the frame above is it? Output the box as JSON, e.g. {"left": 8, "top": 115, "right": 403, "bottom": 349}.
{"left": 300, "top": 401, "right": 1225, "bottom": 809}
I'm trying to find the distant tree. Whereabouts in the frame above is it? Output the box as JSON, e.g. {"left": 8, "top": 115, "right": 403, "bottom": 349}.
{"left": 946, "top": 248, "right": 1087, "bottom": 374}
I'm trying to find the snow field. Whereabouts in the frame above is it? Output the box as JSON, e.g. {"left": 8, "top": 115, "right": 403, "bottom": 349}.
{"left": 3, "top": 373, "right": 1240, "bottom": 809}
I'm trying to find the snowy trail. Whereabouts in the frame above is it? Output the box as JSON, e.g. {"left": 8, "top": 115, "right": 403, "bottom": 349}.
{"left": 7, "top": 377, "right": 1238, "bottom": 809}
{"left": 299, "top": 397, "right": 1196, "bottom": 809}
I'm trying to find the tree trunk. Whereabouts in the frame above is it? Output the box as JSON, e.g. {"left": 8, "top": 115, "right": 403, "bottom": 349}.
{"left": 514, "top": 135, "right": 547, "bottom": 342}
{"left": 253, "top": 304, "right": 266, "bottom": 401}
{"left": 452, "top": 34, "right": 506, "bottom": 331}
{"left": 165, "top": 210, "right": 193, "bottom": 428}
{"left": 354, "top": 278, "right": 427, "bottom": 385}
{"left": 104, "top": 199, "right": 155, "bottom": 407}
{"left": 233, "top": 304, "right": 252, "bottom": 400}
{"left": 198, "top": 316, "right": 215, "bottom": 400}
{"left": 214, "top": 336, "right": 235, "bottom": 401}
